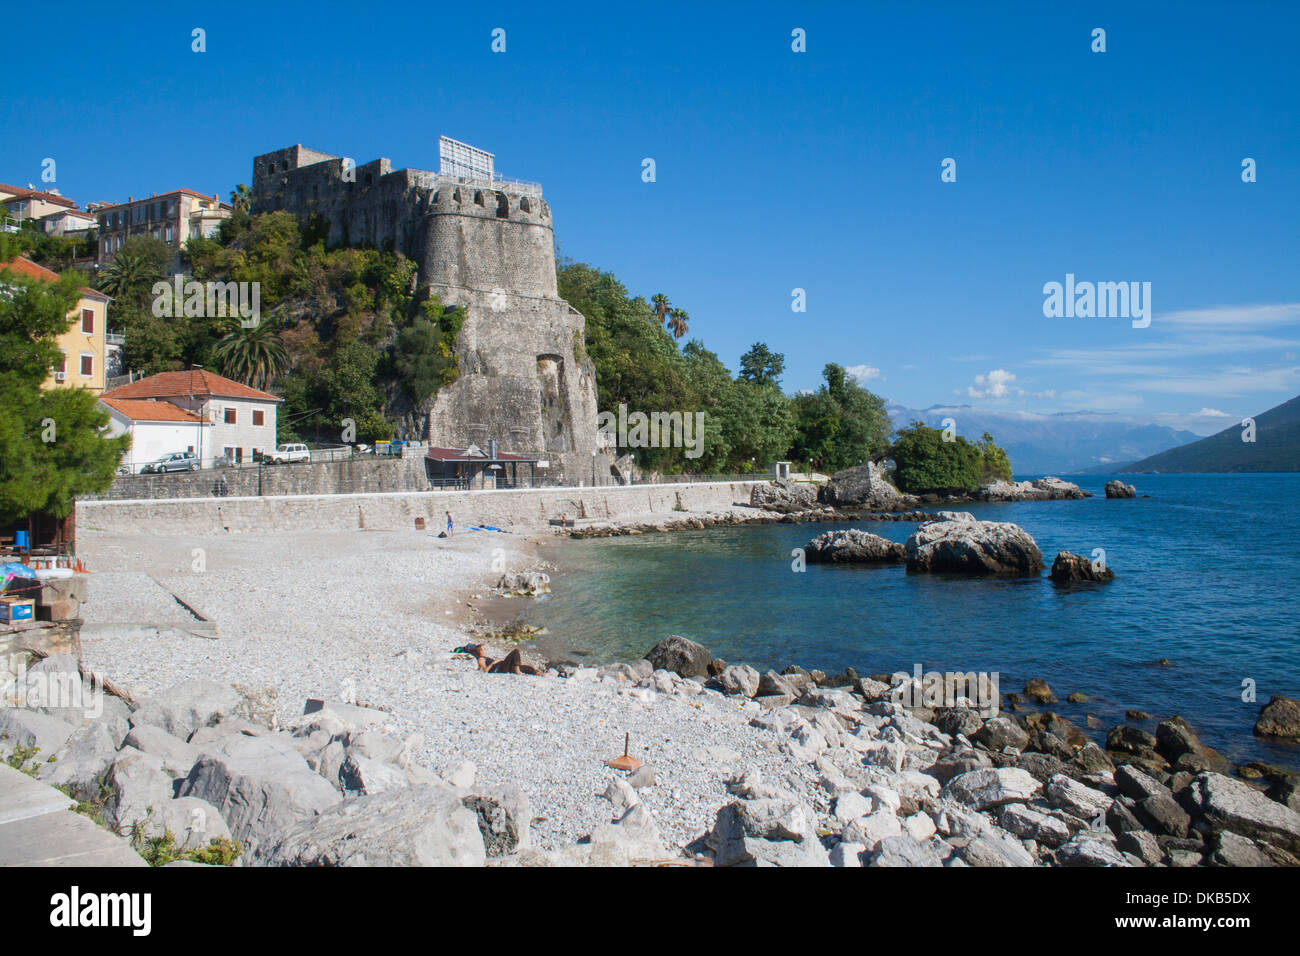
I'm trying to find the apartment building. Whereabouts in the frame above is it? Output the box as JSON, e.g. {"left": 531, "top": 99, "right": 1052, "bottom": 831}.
{"left": 1, "top": 256, "right": 109, "bottom": 394}
{"left": 95, "top": 189, "right": 231, "bottom": 264}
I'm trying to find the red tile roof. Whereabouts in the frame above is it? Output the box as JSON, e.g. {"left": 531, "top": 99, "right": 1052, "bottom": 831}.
{"left": 101, "top": 398, "right": 209, "bottom": 424}
{"left": 1, "top": 187, "right": 76, "bottom": 208}
{"left": 95, "top": 189, "right": 228, "bottom": 213}
{"left": 102, "top": 369, "right": 282, "bottom": 403}
{"left": 0, "top": 256, "right": 108, "bottom": 300}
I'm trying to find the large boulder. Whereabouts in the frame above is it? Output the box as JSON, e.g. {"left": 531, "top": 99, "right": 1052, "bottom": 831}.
{"left": 942, "top": 767, "right": 1041, "bottom": 810}
{"left": 181, "top": 733, "right": 342, "bottom": 854}
{"left": 1154, "top": 716, "right": 1227, "bottom": 773}
{"left": 0, "top": 707, "right": 77, "bottom": 761}
{"left": 905, "top": 513, "right": 1044, "bottom": 576}
{"left": 37, "top": 720, "right": 120, "bottom": 801}
{"left": 750, "top": 479, "right": 818, "bottom": 514}
{"left": 719, "top": 664, "right": 761, "bottom": 698}
{"left": 820, "top": 462, "right": 910, "bottom": 510}
{"left": 129, "top": 680, "right": 241, "bottom": 740}
{"left": 1049, "top": 550, "right": 1114, "bottom": 584}
{"left": 644, "top": 635, "right": 712, "bottom": 679}
{"left": 103, "top": 748, "right": 177, "bottom": 834}
{"left": 978, "top": 477, "right": 1090, "bottom": 501}
{"left": 1185, "top": 772, "right": 1300, "bottom": 855}
{"left": 707, "top": 798, "right": 830, "bottom": 867}
{"left": 258, "top": 783, "right": 485, "bottom": 866}
{"left": 124, "top": 725, "right": 201, "bottom": 780}
{"left": 1254, "top": 696, "right": 1300, "bottom": 740}
{"left": 459, "top": 784, "right": 531, "bottom": 857}
{"left": 139, "top": 796, "right": 234, "bottom": 852}
{"left": 1104, "top": 480, "right": 1137, "bottom": 498}
{"left": 804, "top": 529, "right": 905, "bottom": 564}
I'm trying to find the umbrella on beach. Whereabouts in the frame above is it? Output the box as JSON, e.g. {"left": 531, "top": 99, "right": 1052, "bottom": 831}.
{"left": 606, "top": 732, "right": 642, "bottom": 772}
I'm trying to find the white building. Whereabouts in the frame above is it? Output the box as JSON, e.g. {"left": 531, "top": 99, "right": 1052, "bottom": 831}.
{"left": 100, "top": 398, "right": 214, "bottom": 473}
{"left": 100, "top": 369, "right": 281, "bottom": 467}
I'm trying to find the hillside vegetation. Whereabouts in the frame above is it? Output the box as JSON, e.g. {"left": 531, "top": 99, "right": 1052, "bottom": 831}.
{"left": 1124, "top": 394, "right": 1300, "bottom": 473}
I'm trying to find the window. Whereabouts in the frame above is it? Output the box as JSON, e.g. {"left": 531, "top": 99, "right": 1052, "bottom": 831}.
{"left": 224, "top": 446, "right": 235, "bottom": 461}
{"left": 55, "top": 351, "right": 66, "bottom": 373}
{"left": 165, "top": 225, "right": 174, "bottom": 242}
{"left": 224, "top": 408, "right": 237, "bottom": 424}
{"left": 81, "top": 308, "right": 94, "bottom": 334}
{"left": 252, "top": 409, "right": 265, "bottom": 426}
{"left": 80, "top": 353, "right": 93, "bottom": 377}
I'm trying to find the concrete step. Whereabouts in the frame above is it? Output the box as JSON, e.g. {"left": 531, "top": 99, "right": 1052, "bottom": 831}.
{"left": 0, "top": 764, "right": 146, "bottom": 867}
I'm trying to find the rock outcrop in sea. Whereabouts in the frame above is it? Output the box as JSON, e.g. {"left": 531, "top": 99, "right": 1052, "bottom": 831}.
{"left": 819, "top": 462, "right": 914, "bottom": 511}
{"left": 904, "top": 512, "right": 1044, "bottom": 576}
{"left": 977, "top": 477, "right": 1090, "bottom": 501}
{"left": 804, "top": 529, "right": 906, "bottom": 564}
{"left": 1048, "top": 550, "right": 1115, "bottom": 583}
{"left": 1105, "top": 480, "right": 1137, "bottom": 498}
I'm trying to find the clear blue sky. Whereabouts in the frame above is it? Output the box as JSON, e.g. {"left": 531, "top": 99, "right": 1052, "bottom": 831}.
{"left": 7, "top": 1, "right": 1297, "bottom": 433}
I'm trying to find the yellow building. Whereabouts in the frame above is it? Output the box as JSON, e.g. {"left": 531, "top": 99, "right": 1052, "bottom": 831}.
{"left": 2, "top": 256, "right": 109, "bottom": 394}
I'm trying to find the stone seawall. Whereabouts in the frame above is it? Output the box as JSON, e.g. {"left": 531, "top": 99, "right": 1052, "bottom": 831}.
{"left": 88, "top": 456, "right": 430, "bottom": 501}
{"left": 76, "top": 481, "right": 764, "bottom": 536}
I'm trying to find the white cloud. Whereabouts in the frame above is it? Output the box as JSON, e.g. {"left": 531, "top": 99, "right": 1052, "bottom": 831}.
{"left": 1159, "top": 303, "right": 1300, "bottom": 328}
{"left": 967, "top": 368, "right": 1016, "bottom": 399}
{"left": 846, "top": 364, "right": 882, "bottom": 384}
{"left": 1197, "top": 407, "right": 1230, "bottom": 417}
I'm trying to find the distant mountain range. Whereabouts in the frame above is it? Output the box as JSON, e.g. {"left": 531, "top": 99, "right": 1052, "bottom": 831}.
{"left": 1117, "top": 393, "right": 1300, "bottom": 473}
{"left": 885, "top": 403, "right": 1202, "bottom": 475}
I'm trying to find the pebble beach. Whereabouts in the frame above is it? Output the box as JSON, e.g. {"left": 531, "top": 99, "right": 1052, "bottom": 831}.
{"left": 76, "top": 521, "right": 807, "bottom": 851}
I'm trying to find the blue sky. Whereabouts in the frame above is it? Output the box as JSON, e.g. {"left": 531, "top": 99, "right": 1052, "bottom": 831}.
{"left": 6, "top": 1, "right": 1297, "bottom": 433}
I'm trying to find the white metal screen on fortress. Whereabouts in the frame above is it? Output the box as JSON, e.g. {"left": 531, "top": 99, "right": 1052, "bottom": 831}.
{"left": 439, "top": 136, "right": 495, "bottom": 182}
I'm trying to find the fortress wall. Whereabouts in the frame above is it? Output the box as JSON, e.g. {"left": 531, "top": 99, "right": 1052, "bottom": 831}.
{"left": 422, "top": 287, "right": 600, "bottom": 485}
{"left": 422, "top": 189, "right": 556, "bottom": 297}
{"left": 246, "top": 143, "right": 596, "bottom": 475}
{"left": 76, "top": 481, "right": 764, "bottom": 536}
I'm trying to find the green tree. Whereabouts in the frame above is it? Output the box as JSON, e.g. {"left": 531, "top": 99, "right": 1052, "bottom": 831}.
{"left": 789, "top": 363, "right": 891, "bottom": 472}
{"left": 211, "top": 319, "right": 289, "bottom": 391}
{"left": 975, "top": 431, "right": 1013, "bottom": 483}
{"left": 0, "top": 250, "right": 128, "bottom": 522}
{"left": 667, "top": 307, "right": 689, "bottom": 340}
{"left": 889, "top": 422, "right": 983, "bottom": 494}
{"left": 738, "top": 342, "right": 785, "bottom": 388}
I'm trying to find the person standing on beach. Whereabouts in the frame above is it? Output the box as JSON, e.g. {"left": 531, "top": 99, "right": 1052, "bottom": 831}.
{"left": 446, "top": 511, "right": 454, "bottom": 537}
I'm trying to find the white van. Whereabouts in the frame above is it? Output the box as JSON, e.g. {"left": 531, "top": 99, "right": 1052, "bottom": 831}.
{"left": 270, "top": 443, "right": 310, "bottom": 464}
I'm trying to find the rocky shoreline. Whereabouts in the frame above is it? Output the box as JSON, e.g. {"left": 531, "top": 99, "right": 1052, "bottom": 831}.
{"left": 6, "top": 567, "right": 1298, "bottom": 867}
{"left": 565, "top": 466, "right": 1097, "bottom": 540}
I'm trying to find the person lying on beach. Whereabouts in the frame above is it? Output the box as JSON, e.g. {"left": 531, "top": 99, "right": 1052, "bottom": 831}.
{"left": 455, "top": 643, "right": 542, "bottom": 675}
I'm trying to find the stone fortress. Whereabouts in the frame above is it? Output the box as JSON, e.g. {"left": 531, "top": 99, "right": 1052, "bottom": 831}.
{"left": 250, "top": 137, "right": 607, "bottom": 485}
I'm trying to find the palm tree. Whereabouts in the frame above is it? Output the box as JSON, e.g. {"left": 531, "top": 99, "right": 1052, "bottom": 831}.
{"left": 230, "top": 184, "right": 252, "bottom": 213}
{"left": 96, "top": 252, "right": 159, "bottom": 298}
{"left": 651, "top": 293, "right": 672, "bottom": 329}
{"left": 667, "top": 307, "right": 689, "bottom": 339}
{"left": 212, "top": 319, "right": 288, "bottom": 391}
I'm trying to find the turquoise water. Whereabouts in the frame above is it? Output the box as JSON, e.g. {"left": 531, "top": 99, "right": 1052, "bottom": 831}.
{"left": 526, "top": 475, "right": 1300, "bottom": 769}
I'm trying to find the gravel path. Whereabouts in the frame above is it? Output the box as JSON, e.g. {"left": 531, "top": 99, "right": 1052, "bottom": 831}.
{"left": 77, "top": 526, "right": 805, "bottom": 850}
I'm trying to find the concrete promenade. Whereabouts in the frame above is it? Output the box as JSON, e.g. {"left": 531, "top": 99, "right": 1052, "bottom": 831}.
{"left": 76, "top": 480, "right": 765, "bottom": 536}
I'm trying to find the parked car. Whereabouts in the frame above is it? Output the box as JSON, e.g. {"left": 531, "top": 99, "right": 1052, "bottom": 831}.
{"left": 270, "top": 443, "right": 310, "bottom": 464}
{"left": 141, "top": 452, "right": 200, "bottom": 473}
